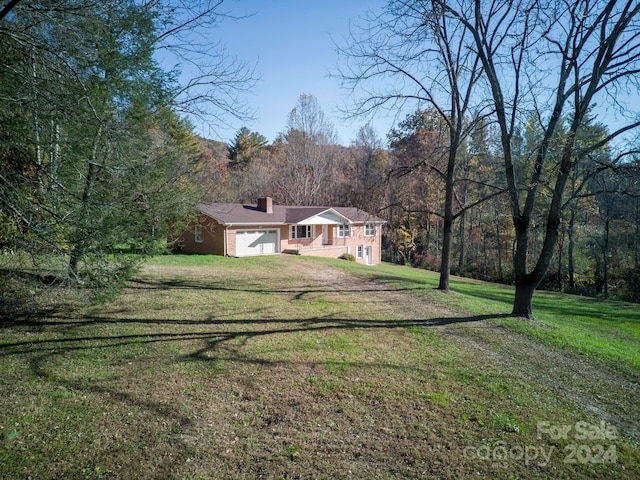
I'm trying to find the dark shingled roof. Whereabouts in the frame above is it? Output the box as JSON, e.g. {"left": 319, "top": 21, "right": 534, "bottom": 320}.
{"left": 198, "top": 202, "right": 385, "bottom": 225}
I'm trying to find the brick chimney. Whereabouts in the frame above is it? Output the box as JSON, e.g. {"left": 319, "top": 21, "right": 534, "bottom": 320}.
{"left": 257, "top": 197, "right": 273, "bottom": 213}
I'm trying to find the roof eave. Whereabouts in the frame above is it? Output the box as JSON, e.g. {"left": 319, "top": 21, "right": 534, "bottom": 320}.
{"left": 213, "top": 220, "right": 286, "bottom": 227}
{"left": 295, "top": 208, "right": 353, "bottom": 225}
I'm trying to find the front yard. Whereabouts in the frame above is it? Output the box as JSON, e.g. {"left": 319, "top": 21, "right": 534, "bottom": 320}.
{"left": 1, "top": 255, "right": 638, "bottom": 478}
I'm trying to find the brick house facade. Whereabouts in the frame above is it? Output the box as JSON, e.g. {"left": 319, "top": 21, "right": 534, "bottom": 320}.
{"left": 177, "top": 197, "right": 385, "bottom": 265}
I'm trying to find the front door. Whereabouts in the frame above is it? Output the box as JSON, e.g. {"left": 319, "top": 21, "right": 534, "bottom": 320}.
{"left": 322, "top": 225, "right": 329, "bottom": 245}
{"left": 365, "top": 246, "right": 372, "bottom": 265}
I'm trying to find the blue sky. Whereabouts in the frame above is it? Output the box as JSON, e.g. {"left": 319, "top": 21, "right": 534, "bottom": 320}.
{"left": 172, "top": 1, "right": 639, "bottom": 150}
{"left": 191, "top": 0, "right": 392, "bottom": 146}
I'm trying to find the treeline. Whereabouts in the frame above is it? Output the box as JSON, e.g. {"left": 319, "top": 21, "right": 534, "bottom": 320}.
{"left": 197, "top": 98, "right": 640, "bottom": 303}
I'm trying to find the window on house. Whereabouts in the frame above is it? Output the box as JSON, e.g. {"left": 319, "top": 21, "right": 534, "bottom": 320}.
{"left": 356, "top": 245, "right": 363, "bottom": 259}
{"left": 194, "top": 224, "right": 203, "bottom": 242}
{"left": 291, "top": 225, "right": 312, "bottom": 239}
{"left": 365, "top": 223, "right": 375, "bottom": 236}
{"left": 338, "top": 224, "right": 351, "bottom": 238}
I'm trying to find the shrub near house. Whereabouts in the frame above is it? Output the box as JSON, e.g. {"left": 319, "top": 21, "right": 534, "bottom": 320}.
{"left": 177, "top": 197, "right": 386, "bottom": 265}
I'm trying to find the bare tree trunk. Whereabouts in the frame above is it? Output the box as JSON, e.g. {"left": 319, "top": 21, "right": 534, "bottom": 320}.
{"left": 69, "top": 129, "right": 102, "bottom": 278}
{"left": 32, "top": 53, "right": 43, "bottom": 180}
{"left": 512, "top": 279, "right": 537, "bottom": 319}
{"left": 50, "top": 119, "right": 60, "bottom": 184}
{"left": 568, "top": 204, "right": 576, "bottom": 292}
{"left": 434, "top": 217, "right": 440, "bottom": 259}
{"left": 557, "top": 224, "right": 565, "bottom": 291}
{"left": 458, "top": 210, "right": 466, "bottom": 272}
{"left": 511, "top": 219, "right": 535, "bottom": 317}
{"left": 495, "top": 209, "right": 504, "bottom": 282}
{"left": 425, "top": 216, "right": 431, "bottom": 256}
{"left": 438, "top": 148, "right": 456, "bottom": 291}
{"left": 512, "top": 163, "right": 571, "bottom": 317}
{"left": 68, "top": 161, "right": 95, "bottom": 277}
{"left": 438, "top": 212, "right": 454, "bottom": 290}
{"left": 603, "top": 218, "right": 610, "bottom": 299}
{"left": 483, "top": 227, "right": 488, "bottom": 276}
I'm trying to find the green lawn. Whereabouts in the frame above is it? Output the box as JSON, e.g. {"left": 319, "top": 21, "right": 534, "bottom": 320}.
{"left": 332, "top": 260, "right": 640, "bottom": 374}
{"left": 1, "top": 255, "right": 638, "bottom": 479}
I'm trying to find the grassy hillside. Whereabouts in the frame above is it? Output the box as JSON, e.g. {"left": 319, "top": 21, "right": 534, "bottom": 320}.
{"left": 1, "top": 255, "right": 638, "bottom": 479}
{"left": 328, "top": 259, "right": 640, "bottom": 374}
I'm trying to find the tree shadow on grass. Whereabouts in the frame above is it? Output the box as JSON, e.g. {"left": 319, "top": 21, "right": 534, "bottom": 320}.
{"left": 0, "top": 311, "right": 508, "bottom": 464}
{"left": 1, "top": 312, "right": 505, "bottom": 434}
{"left": 0, "top": 273, "right": 459, "bottom": 329}
{"left": 0, "top": 264, "right": 513, "bottom": 472}
{"left": 127, "top": 277, "right": 424, "bottom": 300}
{"left": 1, "top": 312, "right": 509, "bottom": 397}
{"left": 0, "top": 313, "right": 510, "bottom": 357}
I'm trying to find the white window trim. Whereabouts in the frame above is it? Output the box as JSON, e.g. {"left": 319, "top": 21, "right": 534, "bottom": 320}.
{"left": 356, "top": 245, "right": 363, "bottom": 259}
{"left": 194, "top": 224, "right": 203, "bottom": 243}
{"left": 290, "top": 224, "right": 313, "bottom": 240}
{"left": 337, "top": 224, "right": 352, "bottom": 238}
{"left": 365, "top": 223, "right": 376, "bottom": 236}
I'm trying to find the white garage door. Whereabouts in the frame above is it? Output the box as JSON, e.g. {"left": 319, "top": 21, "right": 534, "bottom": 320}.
{"left": 236, "top": 229, "right": 279, "bottom": 256}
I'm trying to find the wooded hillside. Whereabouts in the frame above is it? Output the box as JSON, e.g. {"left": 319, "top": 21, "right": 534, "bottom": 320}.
{"left": 197, "top": 96, "right": 640, "bottom": 303}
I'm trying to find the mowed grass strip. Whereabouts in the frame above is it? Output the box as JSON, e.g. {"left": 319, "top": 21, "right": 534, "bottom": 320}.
{"left": 0, "top": 255, "right": 638, "bottom": 479}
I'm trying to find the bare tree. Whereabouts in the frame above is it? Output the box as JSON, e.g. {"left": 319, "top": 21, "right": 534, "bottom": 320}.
{"left": 152, "top": 0, "right": 258, "bottom": 129}
{"left": 346, "top": 124, "right": 390, "bottom": 213}
{"left": 336, "top": 0, "right": 501, "bottom": 291}
{"left": 275, "top": 94, "right": 338, "bottom": 205}
{"left": 445, "top": 0, "right": 640, "bottom": 317}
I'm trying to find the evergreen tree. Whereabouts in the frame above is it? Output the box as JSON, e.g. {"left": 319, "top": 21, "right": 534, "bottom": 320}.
{"left": 227, "top": 127, "right": 268, "bottom": 170}
{"left": 0, "top": 1, "right": 247, "bottom": 292}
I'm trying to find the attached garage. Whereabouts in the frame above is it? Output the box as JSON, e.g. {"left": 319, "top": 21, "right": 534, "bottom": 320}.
{"left": 235, "top": 229, "right": 279, "bottom": 256}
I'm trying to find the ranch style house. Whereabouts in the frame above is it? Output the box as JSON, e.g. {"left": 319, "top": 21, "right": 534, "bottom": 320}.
{"left": 177, "top": 197, "right": 386, "bottom": 265}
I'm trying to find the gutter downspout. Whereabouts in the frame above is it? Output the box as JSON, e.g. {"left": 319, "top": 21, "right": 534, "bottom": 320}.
{"left": 225, "top": 225, "right": 231, "bottom": 256}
